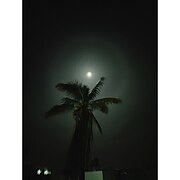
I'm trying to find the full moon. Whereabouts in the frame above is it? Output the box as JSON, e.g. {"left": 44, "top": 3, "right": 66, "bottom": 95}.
{"left": 86, "top": 72, "right": 92, "bottom": 78}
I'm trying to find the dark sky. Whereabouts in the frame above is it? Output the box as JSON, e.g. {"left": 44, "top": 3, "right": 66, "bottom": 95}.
{"left": 23, "top": 0, "right": 157, "bottom": 176}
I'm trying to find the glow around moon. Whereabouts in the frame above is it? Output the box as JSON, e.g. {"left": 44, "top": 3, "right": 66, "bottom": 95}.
{"left": 86, "top": 72, "right": 92, "bottom": 78}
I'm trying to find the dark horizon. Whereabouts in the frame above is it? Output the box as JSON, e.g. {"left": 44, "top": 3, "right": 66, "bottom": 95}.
{"left": 23, "top": 0, "right": 157, "bottom": 179}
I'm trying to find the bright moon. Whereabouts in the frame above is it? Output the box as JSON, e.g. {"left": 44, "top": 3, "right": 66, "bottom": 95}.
{"left": 86, "top": 72, "right": 92, "bottom": 78}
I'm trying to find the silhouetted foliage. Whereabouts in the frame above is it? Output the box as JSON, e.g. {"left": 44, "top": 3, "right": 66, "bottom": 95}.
{"left": 46, "top": 77, "right": 122, "bottom": 180}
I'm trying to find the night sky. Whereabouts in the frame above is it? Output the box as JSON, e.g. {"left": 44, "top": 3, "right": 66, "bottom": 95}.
{"left": 23, "top": 0, "right": 157, "bottom": 177}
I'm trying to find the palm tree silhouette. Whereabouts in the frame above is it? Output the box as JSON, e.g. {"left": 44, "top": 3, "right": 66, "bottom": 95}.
{"left": 46, "top": 77, "right": 122, "bottom": 180}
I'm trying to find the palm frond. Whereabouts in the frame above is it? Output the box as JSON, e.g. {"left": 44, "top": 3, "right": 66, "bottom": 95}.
{"left": 91, "top": 97, "right": 122, "bottom": 105}
{"left": 90, "top": 97, "right": 121, "bottom": 114}
{"left": 45, "top": 104, "right": 74, "bottom": 118}
{"left": 61, "top": 97, "right": 80, "bottom": 105}
{"left": 56, "top": 81, "right": 83, "bottom": 100}
{"left": 88, "top": 77, "right": 106, "bottom": 100}
{"left": 91, "top": 113, "right": 103, "bottom": 134}
{"left": 90, "top": 102, "right": 109, "bottom": 114}
{"left": 81, "top": 85, "right": 90, "bottom": 102}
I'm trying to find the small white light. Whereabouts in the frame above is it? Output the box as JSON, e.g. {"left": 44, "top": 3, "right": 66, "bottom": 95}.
{"left": 44, "top": 170, "right": 48, "bottom": 175}
{"left": 44, "top": 169, "right": 51, "bottom": 175}
{"left": 86, "top": 72, "right": 92, "bottom": 78}
{"left": 37, "top": 169, "right": 41, "bottom": 175}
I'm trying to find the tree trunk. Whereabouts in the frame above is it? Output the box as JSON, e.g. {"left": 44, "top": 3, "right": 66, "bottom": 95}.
{"left": 64, "top": 110, "right": 93, "bottom": 180}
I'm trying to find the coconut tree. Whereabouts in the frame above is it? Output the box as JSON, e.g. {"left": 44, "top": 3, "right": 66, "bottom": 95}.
{"left": 46, "top": 77, "right": 122, "bottom": 180}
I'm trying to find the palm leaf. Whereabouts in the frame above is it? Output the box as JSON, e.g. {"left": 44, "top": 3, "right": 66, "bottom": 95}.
{"left": 90, "top": 97, "right": 121, "bottom": 114}
{"left": 61, "top": 97, "right": 80, "bottom": 105}
{"left": 56, "top": 81, "right": 83, "bottom": 100}
{"left": 88, "top": 77, "right": 106, "bottom": 100}
{"left": 90, "top": 102, "right": 109, "bottom": 114}
{"left": 91, "top": 113, "right": 103, "bottom": 134}
{"left": 81, "top": 85, "right": 90, "bottom": 102}
{"left": 91, "top": 97, "right": 122, "bottom": 105}
{"left": 45, "top": 104, "right": 74, "bottom": 118}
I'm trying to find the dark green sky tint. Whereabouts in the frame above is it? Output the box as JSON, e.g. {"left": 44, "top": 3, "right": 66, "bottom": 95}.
{"left": 23, "top": 0, "right": 157, "bottom": 175}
